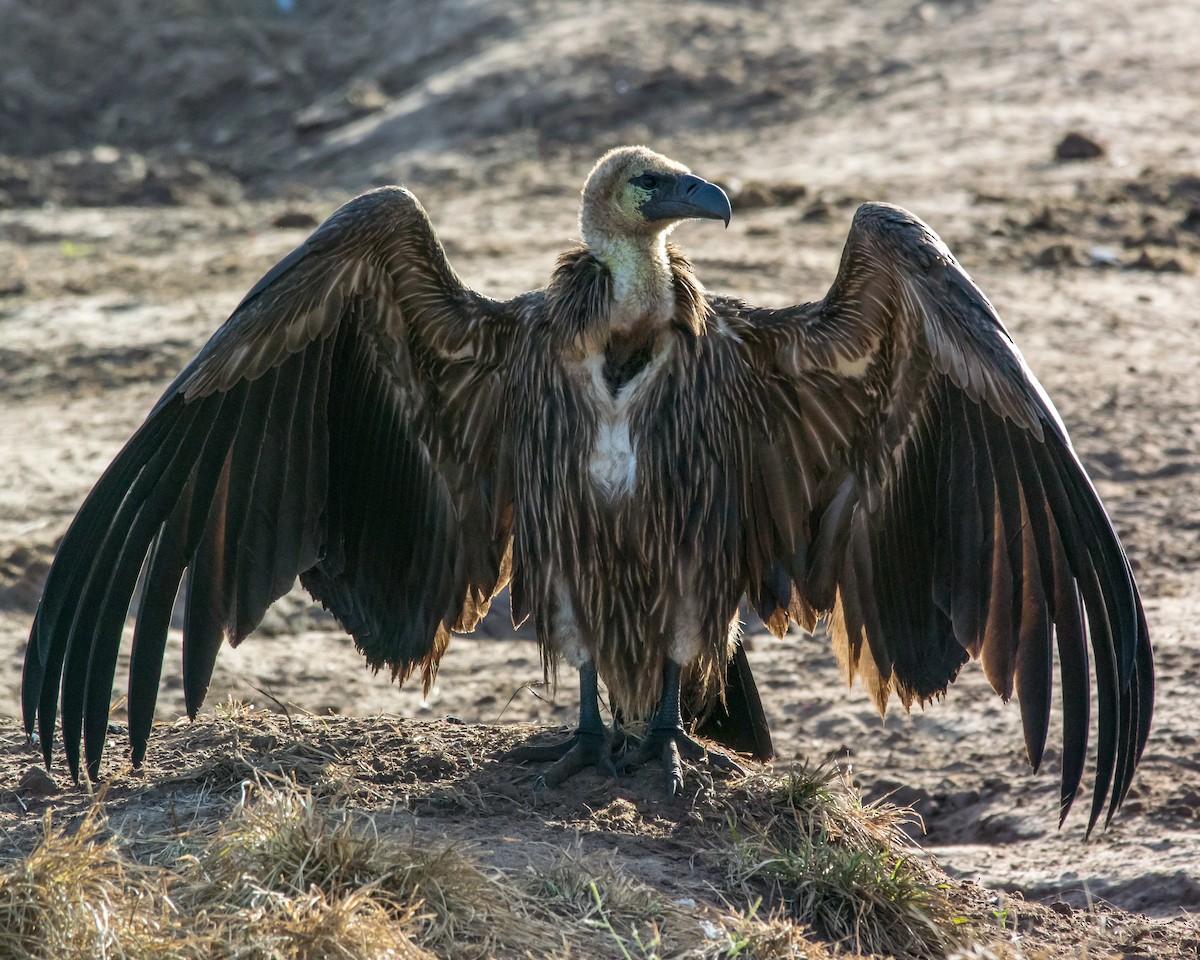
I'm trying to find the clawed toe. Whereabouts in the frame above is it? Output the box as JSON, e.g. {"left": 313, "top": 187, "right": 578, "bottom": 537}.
{"left": 508, "top": 730, "right": 615, "bottom": 788}
{"left": 618, "top": 725, "right": 743, "bottom": 796}
{"left": 506, "top": 735, "right": 584, "bottom": 764}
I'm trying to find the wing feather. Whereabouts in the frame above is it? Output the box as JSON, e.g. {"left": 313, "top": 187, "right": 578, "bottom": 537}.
{"left": 23, "top": 187, "right": 518, "bottom": 779}
{"left": 718, "top": 201, "right": 1152, "bottom": 830}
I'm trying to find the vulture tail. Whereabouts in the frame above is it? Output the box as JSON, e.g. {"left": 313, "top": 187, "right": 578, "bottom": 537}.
{"left": 690, "top": 643, "right": 775, "bottom": 761}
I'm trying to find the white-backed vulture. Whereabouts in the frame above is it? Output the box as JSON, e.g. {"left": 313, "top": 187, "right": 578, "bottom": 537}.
{"left": 21, "top": 146, "right": 1153, "bottom": 831}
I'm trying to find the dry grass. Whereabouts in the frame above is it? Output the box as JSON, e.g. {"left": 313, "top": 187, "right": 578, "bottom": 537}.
{"left": 0, "top": 806, "right": 183, "bottom": 960}
{"left": 0, "top": 778, "right": 523, "bottom": 960}
{"left": 7, "top": 718, "right": 1175, "bottom": 960}
{"left": 714, "top": 761, "right": 968, "bottom": 959}
{"left": 522, "top": 845, "right": 699, "bottom": 958}
{"left": 523, "top": 845, "right": 668, "bottom": 928}
{"left": 175, "top": 780, "right": 510, "bottom": 958}
{"left": 0, "top": 772, "right": 849, "bottom": 960}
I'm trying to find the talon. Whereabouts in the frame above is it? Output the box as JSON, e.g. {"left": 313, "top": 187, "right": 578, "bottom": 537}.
{"left": 666, "top": 739, "right": 684, "bottom": 797}
{"left": 506, "top": 733, "right": 581, "bottom": 764}
{"left": 618, "top": 723, "right": 740, "bottom": 795}
{"left": 510, "top": 728, "right": 614, "bottom": 788}
{"left": 706, "top": 750, "right": 745, "bottom": 776}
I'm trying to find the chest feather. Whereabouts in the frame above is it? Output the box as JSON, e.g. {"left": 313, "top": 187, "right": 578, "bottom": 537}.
{"left": 589, "top": 412, "right": 637, "bottom": 498}
{"left": 578, "top": 336, "right": 668, "bottom": 500}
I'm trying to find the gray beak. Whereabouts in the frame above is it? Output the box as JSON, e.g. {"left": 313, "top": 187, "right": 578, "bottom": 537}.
{"left": 641, "top": 174, "right": 732, "bottom": 227}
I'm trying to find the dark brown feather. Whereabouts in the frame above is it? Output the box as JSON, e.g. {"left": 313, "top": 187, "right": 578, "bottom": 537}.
{"left": 24, "top": 188, "right": 516, "bottom": 780}
{"left": 720, "top": 201, "right": 1152, "bottom": 830}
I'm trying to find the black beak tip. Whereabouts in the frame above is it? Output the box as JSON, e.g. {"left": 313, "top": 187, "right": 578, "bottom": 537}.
{"left": 691, "top": 177, "right": 733, "bottom": 227}
{"left": 645, "top": 174, "right": 732, "bottom": 227}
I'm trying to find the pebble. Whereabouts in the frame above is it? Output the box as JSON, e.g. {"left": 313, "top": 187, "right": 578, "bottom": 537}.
{"left": 1055, "top": 132, "right": 1106, "bottom": 161}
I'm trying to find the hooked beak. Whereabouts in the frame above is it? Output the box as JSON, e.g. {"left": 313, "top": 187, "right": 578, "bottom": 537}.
{"left": 641, "top": 174, "right": 732, "bottom": 227}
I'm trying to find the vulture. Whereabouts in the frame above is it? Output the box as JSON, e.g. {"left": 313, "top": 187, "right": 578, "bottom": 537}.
{"left": 22, "top": 146, "right": 1153, "bottom": 832}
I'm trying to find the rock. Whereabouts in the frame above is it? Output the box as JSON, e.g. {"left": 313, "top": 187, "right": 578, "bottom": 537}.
{"left": 1054, "top": 132, "right": 1106, "bottom": 162}
{"left": 1087, "top": 246, "right": 1122, "bottom": 267}
{"left": 18, "top": 766, "right": 59, "bottom": 797}
{"left": 272, "top": 210, "right": 320, "bottom": 230}
{"left": 1033, "top": 242, "right": 1080, "bottom": 268}
{"left": 801, "top": 200, "right": 833, "bottom": 222}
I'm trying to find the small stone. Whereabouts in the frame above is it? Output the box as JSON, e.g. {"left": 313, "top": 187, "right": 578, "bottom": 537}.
{"left": 1049, "top": 900, "right": 1074, "bottom": 916}
{"left": 1087, "top": 246, "right": 1122, "bottom": 267}
{"left": 1033, "top": 242, "right": 1080, "bottom": 267}
{"left": 1055, "top": 132, "right": 1106, "bottom": 162}
{"left": 272, "top": 210, "right": 319, "bottom": 230}
{"left": 18, "top": 766, "right": 59, "bottom": 796}
{"left": 801, "top": 200, "right": 833, "bottom": 222}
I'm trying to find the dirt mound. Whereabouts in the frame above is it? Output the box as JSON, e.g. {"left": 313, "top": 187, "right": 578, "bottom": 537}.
{"left": 1, "top": 0, "right": 512, "bottom": 185}
{"left": 2, "top": 713, "right": 1197, "bottom": 959}
{"left": 1, "top": 1, "right": 914, "bottom": 193}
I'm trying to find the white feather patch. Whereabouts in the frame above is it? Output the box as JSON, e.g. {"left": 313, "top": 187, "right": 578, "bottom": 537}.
{"left": 589, "top": 415, "right": 638, "bottom": 498}
{"left": 669, "top": 595, "right": 705, "bottom": 663}
{"left": 553, "top": 579, "right": 589, "bottom": 667}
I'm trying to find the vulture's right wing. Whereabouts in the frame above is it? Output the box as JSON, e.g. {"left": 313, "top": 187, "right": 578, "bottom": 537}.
{"left": 723, "top": 203, "right": 1153, "bottom": 832}
{"left": 23, "top": 187, "right": 518, "bottom": 780}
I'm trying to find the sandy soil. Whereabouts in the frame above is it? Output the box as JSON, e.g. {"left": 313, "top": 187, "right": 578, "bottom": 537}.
{"left": 1, "top": 0, "right": 1198, "bottom": 954}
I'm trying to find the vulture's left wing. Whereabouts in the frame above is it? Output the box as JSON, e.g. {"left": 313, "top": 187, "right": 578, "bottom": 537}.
{"left": 721, "top": 202, "right": 1153, "bottom": 832}
{"left": 22, "top": 187, "right": 519, "bottom": 780}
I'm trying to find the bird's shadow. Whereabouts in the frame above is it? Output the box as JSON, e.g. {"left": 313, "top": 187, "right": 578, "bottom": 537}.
{"left": 1, "top": 713, "right": 759, "bottom": 845}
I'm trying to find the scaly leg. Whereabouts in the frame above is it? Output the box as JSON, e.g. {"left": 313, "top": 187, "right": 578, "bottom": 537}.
{"left": 618, "top": 659, "right": 743, "bottom": 796}
{"left": 506, "top": 661, "right": 616, "bottom": 788}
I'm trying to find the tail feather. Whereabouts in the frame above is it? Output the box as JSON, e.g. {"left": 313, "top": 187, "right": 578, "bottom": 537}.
{"left": 689, "top": 643, "right": 775, "bottom": 760}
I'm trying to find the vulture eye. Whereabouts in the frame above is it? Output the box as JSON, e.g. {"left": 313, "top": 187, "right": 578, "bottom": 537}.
{"left": 631, "top": 173, "right": 661, "bottom": 191}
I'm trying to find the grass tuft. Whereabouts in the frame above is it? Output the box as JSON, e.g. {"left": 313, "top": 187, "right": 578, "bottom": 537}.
{"left": 716, "top": 761, "right": 966, "bottom": 958}
{"left": 0, "top": 807, "right": 185, "bottom": 960}
{"left": 525, "top": 845, "right": 667, "bottom": 929}
{"left": 0, "top": 779, "right": 530, "bottom": 960}
{"left": 174, "top": 778, "right": 542, "bottom": 958}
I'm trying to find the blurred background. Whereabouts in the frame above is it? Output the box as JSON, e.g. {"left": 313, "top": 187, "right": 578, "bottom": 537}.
{"left": 1, "top": 0, "right": 1196, "bottom": 209}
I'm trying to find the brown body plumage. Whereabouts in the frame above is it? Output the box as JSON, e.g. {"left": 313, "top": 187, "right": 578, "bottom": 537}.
{"left": 23, "top": 146, "right": 1152, "bottom": 831}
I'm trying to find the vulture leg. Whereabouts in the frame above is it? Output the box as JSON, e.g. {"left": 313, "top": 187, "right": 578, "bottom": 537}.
{"left": 618, "top": 659, "right": 744, "bottom": 797}
{"left": 507, "top": 661, "right": 617, "bottom": 787}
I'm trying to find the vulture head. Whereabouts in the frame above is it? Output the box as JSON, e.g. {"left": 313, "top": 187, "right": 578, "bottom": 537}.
{"left": 579, "top": 146, "right": 732, "bottom": 248}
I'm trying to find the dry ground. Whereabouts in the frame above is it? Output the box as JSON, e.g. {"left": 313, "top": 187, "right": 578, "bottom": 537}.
{"left": 1, "top": 0, "right": 1199, "bottom": 955}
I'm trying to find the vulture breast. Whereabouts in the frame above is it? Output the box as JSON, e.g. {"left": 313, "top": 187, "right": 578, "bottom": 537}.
{"left": 580, "top": 335, "right": 668, "bottom": 501}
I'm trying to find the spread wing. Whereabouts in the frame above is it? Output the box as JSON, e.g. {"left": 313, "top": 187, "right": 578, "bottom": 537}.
{"left": 22, "top": 187, "right": 518, "bottom": 780}
{"left": 722, "top": 202, "right": 1153, "bottom": 832}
